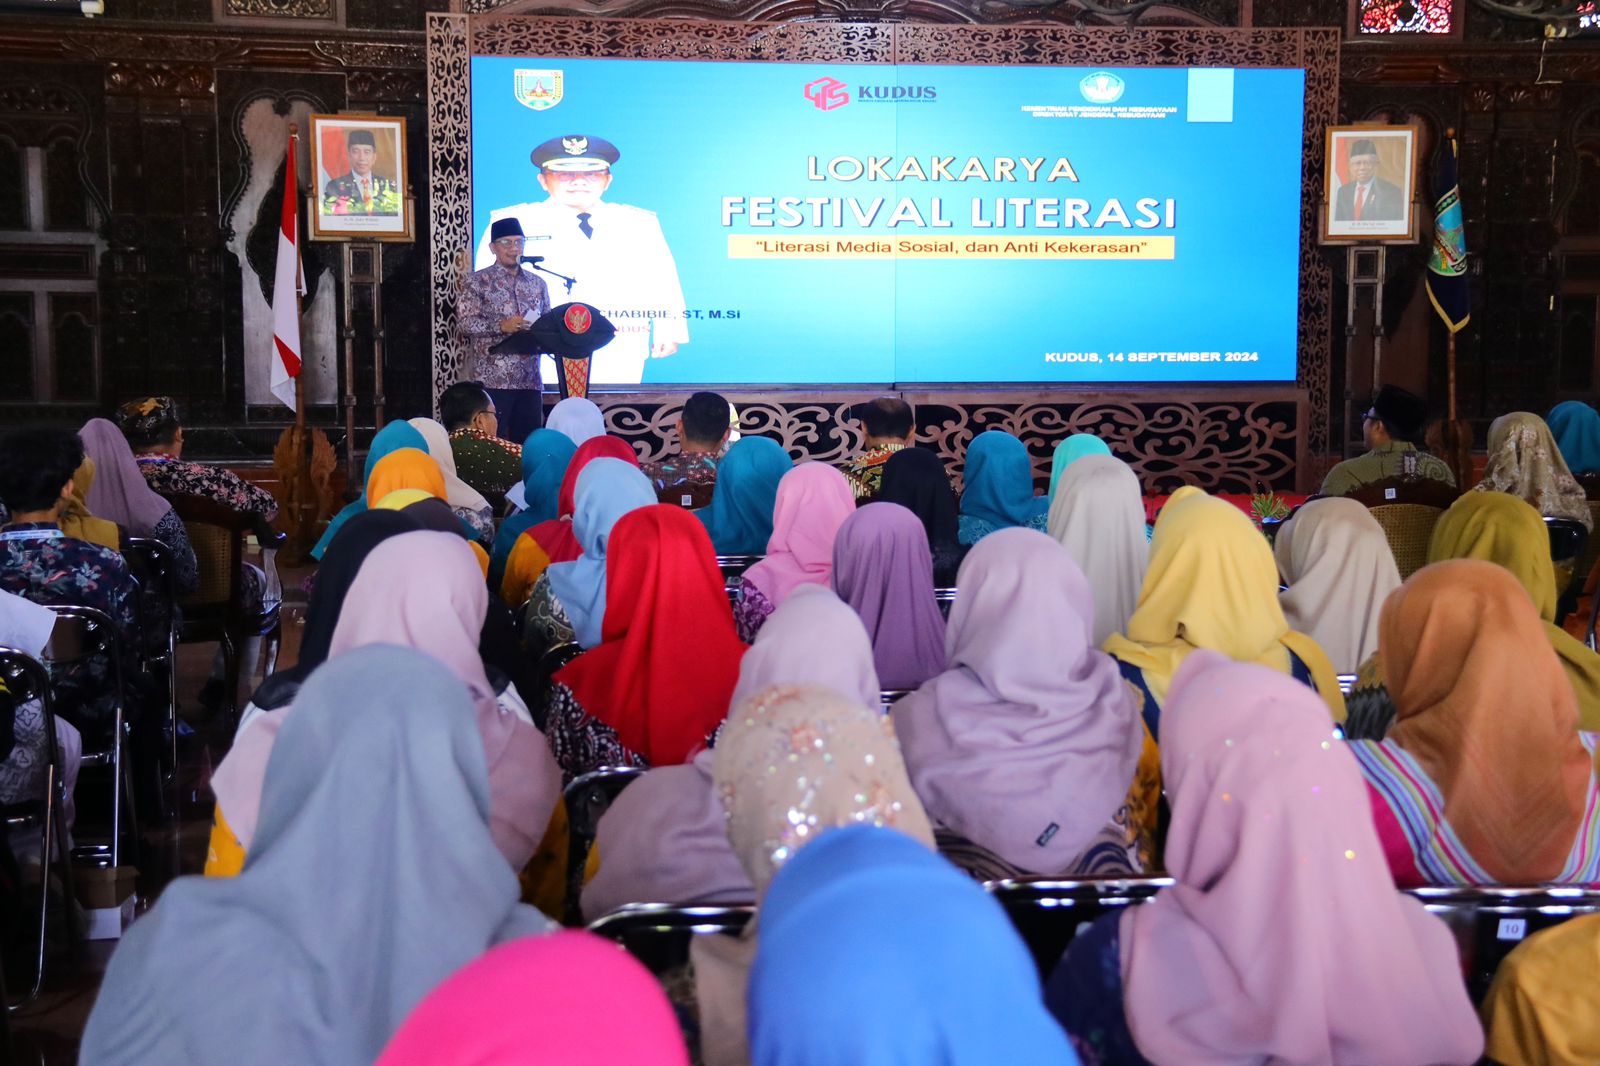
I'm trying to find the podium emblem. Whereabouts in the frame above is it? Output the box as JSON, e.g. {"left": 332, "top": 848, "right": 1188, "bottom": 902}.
{"left": 514, "top": 70, "right": 564, "bottom": 111}
{"left": 564, "top": 305, "right": 593, "bottom": 334}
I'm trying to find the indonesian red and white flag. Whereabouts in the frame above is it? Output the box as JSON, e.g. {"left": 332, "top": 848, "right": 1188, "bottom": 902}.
{"left": 269, "top": 135, "right": 306, "bottom": 410}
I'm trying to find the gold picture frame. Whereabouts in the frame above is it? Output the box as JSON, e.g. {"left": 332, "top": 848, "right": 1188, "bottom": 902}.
{"left": 308, "top": 112, "right": 414, "bottom": 242}
{"left": 1321, "top": 124, "right": 1422, "bottom": 245}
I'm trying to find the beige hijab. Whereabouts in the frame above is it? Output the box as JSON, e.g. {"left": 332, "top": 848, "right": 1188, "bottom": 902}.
{"left": 1046, "top": 453, "right": 1148, "bottom": 646}
{"left": 1475, "top": 412, "right": 1592, "bottom": 528}
{"left": 1275, "top": 497, "right": 1403, "bottom": 674}
{"left": 693, "top": 683, "right": 932, "bottom": 1066}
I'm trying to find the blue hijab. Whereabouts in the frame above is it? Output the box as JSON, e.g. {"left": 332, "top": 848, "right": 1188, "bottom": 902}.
{"left": 961, "top": 430, "right": 1048, "bottom": 530}
{"left": 750, "top": 824, "right": 1079, "bottom": 1066}
{"left": 310, "top": 421, "right": 429, "bottom": 560}
{"left": 1047, "top": 433, "right": 1112, "bottom": 503}
{"left": 489, "top": 428, "right": 577, "bottom": 591}
{"left": 546, "top": 458, "right": 657, "bottom": 648}
{"left": 1549, "top": 401, "right": 1600, "bottom": 476}
{"left": 696, "top": 436, "right": 792, "bottom": 556}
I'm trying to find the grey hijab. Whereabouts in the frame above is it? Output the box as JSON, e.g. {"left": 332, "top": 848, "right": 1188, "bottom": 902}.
{"left": 79, "top": 646, "right": 552, "bottom": 1066}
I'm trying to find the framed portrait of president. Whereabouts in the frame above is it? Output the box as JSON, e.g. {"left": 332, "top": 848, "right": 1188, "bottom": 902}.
{"left": 1321, "top": 125, "right": 1420, "bottom": 244}
{"left": 308, "top": 113, "right": 414, "bottom": 241}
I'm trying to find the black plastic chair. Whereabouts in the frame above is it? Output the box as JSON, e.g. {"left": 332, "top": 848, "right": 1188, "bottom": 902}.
{"left": 0, "top": 647, "right": 79, "bottom": 1005}
{"left": 562, "top": 765, "right": 646, "bottom": 925}
{"left": 984, "top": 876, "right": 1174, "bottom": 977}
{"left": 1545, "top": 516, "right": 1589, "bottom": 625}
{"left": 934, "top": 587, "right": 957, "bottom": 619}
{"left": 1401, "top": 885, "right": 1600, "bottom": 1003}
{"left": 124, "top": 536, "right": 179, "bottom": 815}
{"left": 715, "top": 555, "right": 761, "bottom": 580}
{"left": 41, "top": 604, "right": 138, "bottom": 872}
{"left": 587, "top": 903, "right": 755, "bottom": 975}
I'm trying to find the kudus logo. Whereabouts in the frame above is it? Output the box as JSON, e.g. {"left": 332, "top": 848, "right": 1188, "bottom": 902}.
{"left": 1080, "top": 71, "right": 1126, "bottom": 104}
{"left": 804, "top": 76, "right": 938, "bottom": 110}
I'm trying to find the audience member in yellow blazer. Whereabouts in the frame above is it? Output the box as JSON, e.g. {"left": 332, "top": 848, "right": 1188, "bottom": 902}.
{"left": 1482, "top": 912, "right": 1600, "bottom": 1066}
{"left": 1103, "top": 487, "right": 1344, "bottom": 737}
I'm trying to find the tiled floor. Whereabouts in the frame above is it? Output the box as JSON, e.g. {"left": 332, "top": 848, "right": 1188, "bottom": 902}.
{"left": 6, "top": 571, "right": 310, "bottom": 1065}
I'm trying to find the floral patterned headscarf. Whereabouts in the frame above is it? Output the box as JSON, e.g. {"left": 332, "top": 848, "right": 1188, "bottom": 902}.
{"left": 1474, "top": 412, "right": 1592, "bottom": 529}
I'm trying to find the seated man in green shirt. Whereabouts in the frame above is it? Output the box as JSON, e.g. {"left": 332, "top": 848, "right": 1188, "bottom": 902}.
{"left": 1320, "top": 384, "right": 1456, "bottom": 497}
{"left": 442, "top": 380, "right": 523, "bottom": 513}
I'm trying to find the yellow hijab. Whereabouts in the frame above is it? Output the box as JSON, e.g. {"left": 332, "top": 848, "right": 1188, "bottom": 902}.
{"left": 1428, "top": 490, "right": 1600, "bottom": 731}
{"left": 59, "top": 458, "right": 121, "bottom": 551}
{"left": 1103, "top": 488, "right": 1345, "bottom": 720}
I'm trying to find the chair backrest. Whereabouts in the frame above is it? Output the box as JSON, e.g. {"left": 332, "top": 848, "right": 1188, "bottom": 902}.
{"left": 716, "top": 555, "right": 762, "bottom": 579}
{"left": 1337, "top": 674, "right": 1356, "bottom": 695}
{"left": 1577, "top": 473, "right": 1600, "bottom": 501}
{"left": 564, "top": 765, "right": 646, "bottom": 840}
{"left": 1545, "top": 516, "right": 1588, "bottom": 562}
{"left": 1343, "top": 476, "right": 1461, "bottom": 510}
{"left": 587, "top": 903, "right": 755, "bottom": 975}
{"left": 1400, "top": 885, "right": 1600, "bottom": 1002}
{"left": 1365, "top": 503, "right": 1445, "bottom": 581}
{"left": 879, "top": 689, "right": 912, "bottom": 709}
{"left": 40, "top": 604, "right": 118, "bottom": 666}
{"left": 0, "top": 646, "right": 53, "bottom": 710}
{"left": 165, "top": 493, "right": 247, "bottom": 611}
{"left": 657, "top": 479, "right": 716, "bottom": 512}
{"left": 985, "top": 876, "right": 1174, "bottom": 976}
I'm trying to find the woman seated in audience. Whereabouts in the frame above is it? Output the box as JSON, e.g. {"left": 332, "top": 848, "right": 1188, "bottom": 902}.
{"left": 1273, "top": 496, "right": 1401, "bottom": 676}
{"left": 1046, "top": 431, "right": 1110, "bottom": 506}
{"left": 751, "top": 824, "right": 1078, "bottom": 1066}
{"left": 580, "top": 586, "right": 882, "bottom": 923}
{"left": 501, "top": 435, "right": 639, "bottom": 609}
{"left": 687, "top": 683, "right": 934, "bottom": 1066}
{"left": 489, "top": 428, "right": 575, "bottom": 591}
{"left": 1475, "top": 410, "right": 1592, "bottom": 530}
{"left": 0, "top": 428, "right": 143, "bottom": 732}
{"left": 376, "top": 931, "right": 690, "bottom": 1066}
{"left": 1349, "top": 560, "right": 1600, "bottom": 887}
{"left": 59, "top": 456, "right": 122, "bottom": 552}
{"left": 310, "top": 419, "right": 429, "bottom": 560}
{"left": 209, "top": 531, "right": 560, "bottom": 874}
{"left": 895, "top": 529, "right": 1158, "bottom": 881}
{"left": 731, "top": 462, "right": 856, "bottom": 642}
{"left": 876, "top": 446, "right": 965, "bottom": 586}
{"left": 1349, "top": 490, "right": 1600, "bottom": 735}
{"left": 0, "top": 587, "right": 81, "bottom": 868}
{"left": 546, "top": 395, "right": 606, "bottom": 445}
{"left": 80, "top": 648, "right": 554, "bottom": 1066}
{"left": 544, "top": 505, "right": 746, "bottom": 782}
{"left": 696, "top": 435, "right": 793, "bottom": 556}
{"left": 1045, "top": 652, "right": 1483, "bottom": 1066}
{"left": 831, "top": 502, "right": 946, "bottom": 691}
{"left": 115, "top": 396, "right": 280, "bottom": 522}
{"left": 957, "top": 429, "right": 1049, "bottom": 545}
{"left": 1481, "top": 911, "right": 1600, "bottom": 1066}
{"left": 1549, "top": 399, "right": 1600, "bottom": 478}
{"left": 79, "top": 417, "right": 198, "bottom": 595}
{"left": 523, "top": 458, "right": 657, "bottom": 654}
{"left": 1047, "top": 453, "right": 1148, "bottom": 646}
{"left": 408, "top": 416, "right": 496, "bottom": 545}
{"left": 362, "top": 447, "right": 491, "bottom": 572}
{"left": 1104, "top": 488, "right": 1344, "bottom": 736}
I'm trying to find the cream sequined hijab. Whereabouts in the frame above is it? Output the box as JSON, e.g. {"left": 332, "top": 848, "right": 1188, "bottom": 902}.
{"left": 1475, "top": 412, "right": 1592, "bottom": 528}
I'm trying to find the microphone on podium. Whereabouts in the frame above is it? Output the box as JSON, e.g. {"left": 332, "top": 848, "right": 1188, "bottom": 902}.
{"left": 521, "top": 255, "right": 546, "bottom": 265}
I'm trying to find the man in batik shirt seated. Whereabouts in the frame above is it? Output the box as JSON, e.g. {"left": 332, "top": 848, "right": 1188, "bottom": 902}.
{"left": 841, "top": 397, "right": 915, "bottom": 501}
{"left": 643, "top": 390, "right": 730, "bottom": 510}
{"left": 441, "top": 381, "right": 522, "bottom": 514}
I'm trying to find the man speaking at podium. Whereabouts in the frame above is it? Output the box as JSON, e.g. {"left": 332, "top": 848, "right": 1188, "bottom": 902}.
{"left": 459, "top": 217, "right": 550, "bottom": 442}
{"left": 474, "top": 134, "right": 689, "bottom": 385}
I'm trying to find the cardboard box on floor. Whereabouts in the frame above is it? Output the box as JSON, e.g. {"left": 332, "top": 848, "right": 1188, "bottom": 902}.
{"left": 73, "top": 866, "right": 138, "bottom": 940}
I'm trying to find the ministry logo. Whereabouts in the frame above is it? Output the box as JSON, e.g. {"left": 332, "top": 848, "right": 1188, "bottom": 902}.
{"left": 804, "top": 76, "right": 850, "bottom": 111}
{"left": 1080, "top": 71, "right": 1125, "bottom": 104}
{"left": 514, "top": 69, "right": 564, "bottom": 111}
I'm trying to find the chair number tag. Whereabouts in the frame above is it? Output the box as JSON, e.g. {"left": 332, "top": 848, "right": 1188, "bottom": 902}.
{"left": 1384, "top": 488, "right": 1397, "bottom": 500}
{"left": 1497, "top": 918, "right": 1528, "bottom": 941}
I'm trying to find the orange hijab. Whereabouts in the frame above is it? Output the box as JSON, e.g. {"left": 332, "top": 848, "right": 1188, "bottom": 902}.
{"left": 1382, "top": 559, "right": 1593, "bottom": 882}
{"left": 365, "top": 448, "right": 446, "bottom": 506}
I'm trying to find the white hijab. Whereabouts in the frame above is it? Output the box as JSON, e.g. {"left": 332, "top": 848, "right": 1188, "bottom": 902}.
{"left": 407, "top": 418, "right": 491, "bottom": 513}
{"left": 1046, "top": 453, "right": 1148, "bottom": 646}
{"left": 0, "top": 589, "right": 54, "bottom": 656}
{"left": 1274, "top": 497, "right": 1402, "bottom": 674}
{"left": 546, "top": 397, "right": 606, "bottom": 446}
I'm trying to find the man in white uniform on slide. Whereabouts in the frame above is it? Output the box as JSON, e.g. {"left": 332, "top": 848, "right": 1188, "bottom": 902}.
{"left": 475, "top": 134, "right": 689, "bottom": 385}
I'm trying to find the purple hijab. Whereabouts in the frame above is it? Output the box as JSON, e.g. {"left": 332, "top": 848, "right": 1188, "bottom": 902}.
{"left": 831, "top": 503, "right": 948, "bottom": 691}
{"left": 892, "top": 527, "right": 1146, "bottom": 875}
{"left": 79, "top": 417, "right": 173, "bottom": 537}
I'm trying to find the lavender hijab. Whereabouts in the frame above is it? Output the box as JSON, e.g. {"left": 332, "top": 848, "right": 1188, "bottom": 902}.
{"left": 831, "top": 503, "right": 947, "bottom": 690}
{"left": 893, "top": 528, "right": 1146, "bottom": 875}
{"left": 79, "top": 417, "right": 172, "bottom": 536}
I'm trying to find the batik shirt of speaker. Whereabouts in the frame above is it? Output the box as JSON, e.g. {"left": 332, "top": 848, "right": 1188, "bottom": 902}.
{"left": 474, "top": 199, "right": 689, "bottom": 385}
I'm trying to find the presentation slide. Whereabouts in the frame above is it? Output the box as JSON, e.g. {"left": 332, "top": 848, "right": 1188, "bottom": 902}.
{"left": 469, "top": 57, "right": 1306, "bottom": 386}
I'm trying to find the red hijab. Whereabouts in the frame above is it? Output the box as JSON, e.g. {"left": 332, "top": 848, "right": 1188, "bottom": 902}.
{"left": 523, "top": 435, "right": 640, "bottom": 566}
{"left": 555, "top": 505, "right": 747, "bottom": 766}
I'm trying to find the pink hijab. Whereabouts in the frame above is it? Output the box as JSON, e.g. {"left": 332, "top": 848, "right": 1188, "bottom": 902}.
{"left": 1119, "top": 651, "right": 1484, "bottom": 1066}
{"left": 893, "top": 527, "right": 1145, "bottom": 874}
{"left": 740, "top": 462, "right": 856, "bottom": 607}
{"left": 78, "top": 417, "right": 172, "bottom": 536}
{"left": 213, "top": 532, "right": 560, "bottom": 870}
{"left": 376, "top": 931, "right": 688, "bottom": 1065}
{"left": 582, "top": 587, "right": 880, "bottom": 923}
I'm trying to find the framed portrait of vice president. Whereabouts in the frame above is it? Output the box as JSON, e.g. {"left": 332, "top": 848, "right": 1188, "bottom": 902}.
{"left": 1321, "top": 125, "right": 1421, "bottom": 244}
{"left": 308, "top": 113, "right": 414, "bottom": 241}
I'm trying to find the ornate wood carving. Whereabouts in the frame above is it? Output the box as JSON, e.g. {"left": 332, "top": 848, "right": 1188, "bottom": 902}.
{"left": 224, "top": 0, "right": 337, "bottom": 18}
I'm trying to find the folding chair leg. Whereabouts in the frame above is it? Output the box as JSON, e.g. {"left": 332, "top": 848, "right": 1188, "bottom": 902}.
{"left": 53, "top": 773, "right": 80, "bottom": 962}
